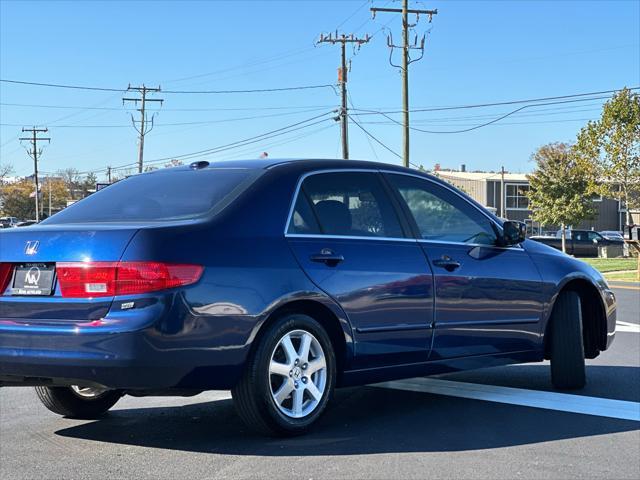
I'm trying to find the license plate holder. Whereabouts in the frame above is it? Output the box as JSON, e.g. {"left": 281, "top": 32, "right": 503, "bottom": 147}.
{"left": 12, "top": 263, "right": 55, "bottom": 296}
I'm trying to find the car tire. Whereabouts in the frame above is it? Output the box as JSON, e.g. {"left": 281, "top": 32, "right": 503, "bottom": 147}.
{"left": 34, "top": 386, "right": 122, "bottom": 419}
{"left": 232, "top": 313, "right": 336, "bottom": 436}
{"left": 550, "top": 290, "right": 586, "bottom": 390}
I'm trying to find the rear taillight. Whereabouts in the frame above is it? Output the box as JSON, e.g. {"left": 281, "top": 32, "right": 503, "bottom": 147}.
{"left": 56, "top": 262, "right": 203, "bottom": 298}
{"left": 0, "top": 263, "right": 13, "bottom": 294}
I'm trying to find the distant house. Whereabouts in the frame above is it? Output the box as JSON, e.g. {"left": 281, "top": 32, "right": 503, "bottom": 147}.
{"left": 435, "top": 170, "right": 636, "bottom": 234}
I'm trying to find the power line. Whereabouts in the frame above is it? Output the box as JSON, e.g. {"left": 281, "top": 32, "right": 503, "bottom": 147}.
{"left": 348, "top": 92, "right": 381, "bottom": 161}
{"left": 0, "top": 93, "right": 626, "bottom": 130}
{"left": 219, "top": 123, "right": 337, "bottom": 161}
{"left": 0, "top": 107, "right": 333, "bottom": 129}
{"left": 335, "top": 0, "right": 371, "bottom": 30}
{"left": 1, "top": 79, "right": 125, "bottom": 92}
{"left": 356, "top": 87, "right": 640, "bottom": 115}
{"left": 0, "top": 102, "right": 336, "bottom": 112}
{"left": 144, "top": 116, "right": 335, "bottom": 164}
{"left": 360, "top": 117, "right": 598, "bottom": 127}
{"left": 107, "top": 117, "right": 333, "bottom": 172}
{"left": 0, "top": 78, "right": 337, "bottom": 95}
{"left": 347, "top": 114, "right": 402, "bottom": 160}
{"left": 78, "top": 111, "right": 336, "bottom": 174}
{"left": 162, "top": 84, "right": 337, "bottom": 94}
{"left": 162, "top": 47, "right": 316, "bottom": 84}
{"left": 355, "top": 95, "right": 619, "bottom": 133}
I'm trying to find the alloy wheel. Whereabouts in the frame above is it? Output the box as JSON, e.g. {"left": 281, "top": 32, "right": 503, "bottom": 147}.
{"left": 70, "top": 385, "right": 108, "bottom": 399}
{"left": 268, "top": 329, "right": 327, "bottom": 419}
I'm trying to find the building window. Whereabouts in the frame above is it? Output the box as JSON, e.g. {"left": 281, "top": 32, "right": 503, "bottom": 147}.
{"left": 619, "top": 200, "right": 627, "bottom": 213}
{"left": 505, "top": 184, "right": 530, "bottom": 210}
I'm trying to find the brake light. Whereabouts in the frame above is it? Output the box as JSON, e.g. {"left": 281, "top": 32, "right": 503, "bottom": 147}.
{"left": 0, "top": 263, "right": 13, "bottom": 294}
{"left": 56, "top": 262, "right": 203, "bottom": 298}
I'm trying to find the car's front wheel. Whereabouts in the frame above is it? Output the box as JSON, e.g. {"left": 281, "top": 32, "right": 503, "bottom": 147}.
{"left": 34, "top": 385, "right": 122, "bottom": 418}
{"left": 232, "top": 313, "right": 336, "bottom": 436}
{"left": 550, "top": 290, "right": 586, "bottom": 390}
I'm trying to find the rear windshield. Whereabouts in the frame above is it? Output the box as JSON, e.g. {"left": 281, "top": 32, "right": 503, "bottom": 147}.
{"left": 43, "top": 168, "right": 257, "bottom": 224}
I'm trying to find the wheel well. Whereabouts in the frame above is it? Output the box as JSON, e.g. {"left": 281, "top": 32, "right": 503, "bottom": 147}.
{"left": 254, "top": 300, "right": 348, "bottom": 375}
{"left": 544, "top": 279, "right": 607, "bottom": 359}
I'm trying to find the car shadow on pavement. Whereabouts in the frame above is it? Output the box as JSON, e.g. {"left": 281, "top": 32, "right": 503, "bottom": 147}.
{"left": 55, "top": 365, "right": 640, "bottom": 456}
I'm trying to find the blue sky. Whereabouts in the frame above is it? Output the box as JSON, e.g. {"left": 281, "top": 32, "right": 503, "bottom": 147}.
{"left": 1, "top": 0, "right": 638, "bottom": 179}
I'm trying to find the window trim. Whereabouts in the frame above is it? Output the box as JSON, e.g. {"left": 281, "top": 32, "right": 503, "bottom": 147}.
{"left": 284, "top": 168, "right": 409, "bottom": 240}
{"left": 382, "top": 171, "right": 522, "bottom": 250}
{"left": 380, "top": 170, "right": 506, "bottom": 235}
{"left": 504, "top": 182, "right": 531, "bottom": 211}
{"left": 285, "top": 169, "right": 518, "bottom": 250}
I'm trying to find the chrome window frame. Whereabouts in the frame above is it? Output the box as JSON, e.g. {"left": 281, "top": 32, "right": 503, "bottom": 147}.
{"left": 284, "top": 168, "right": 523, "bottom": 251}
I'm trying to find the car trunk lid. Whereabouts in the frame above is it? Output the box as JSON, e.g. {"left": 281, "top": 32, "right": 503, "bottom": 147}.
{"left": 0, "top": 224, "right": 140, "bottom": 321}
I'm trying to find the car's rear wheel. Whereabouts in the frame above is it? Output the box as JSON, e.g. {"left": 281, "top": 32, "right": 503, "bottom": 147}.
{"left": 232, "top": 313, "right": 336, "bottom": 436}
{"left": 34, "top": 385, "right": 122, "bottom": 418}
{"left": 550, "top": 290, "right": 586, "bottom": 390}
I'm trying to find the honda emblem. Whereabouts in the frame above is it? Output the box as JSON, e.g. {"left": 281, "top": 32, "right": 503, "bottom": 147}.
{"left": 24, "top": 241, "right": 39, "bottom": 255}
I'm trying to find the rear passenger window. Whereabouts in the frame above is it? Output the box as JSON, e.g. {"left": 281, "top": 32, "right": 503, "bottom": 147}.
{"left": 287, "top": 172, "right": 404, "bottom": 238}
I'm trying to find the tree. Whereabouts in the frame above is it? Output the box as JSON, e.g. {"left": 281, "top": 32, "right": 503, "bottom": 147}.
{"left": 41, "top": 178, "right": 72, "bottom": 217}
{"left": 0, "top": 162, "right": 13, "bottom": 182}
{"left": 164, "top": 159, "right": 183, "bottom": 168}
{"left": 1, "top": 178, "right": 69, "bottom": 220}
{"left": 527, "top": 142, "right": 596, "bottom": 253}
{"left": 1, "top": 179, "right": 35, "bottom": 219}
{"left": 57, "top": 168, "right": 98, "bottom": 199}
{"left": 58, "top": 168, "right": 82, "bottom": 200}
{"left": 80, "top": 172, "right": 98, "bottom": 197}
{"left": 575, "top": 88, "right": 640, "bottom": 234}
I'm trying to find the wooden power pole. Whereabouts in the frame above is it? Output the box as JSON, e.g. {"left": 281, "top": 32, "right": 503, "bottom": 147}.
{"left": 19, "top": 127, "right": 50, "bottom": 222}
{"left": 123, "top": 85, "right": 163, "bottom": 173}
{"left": 371, "top": 0, "right": 437, "bottom": 168}
{"left": 317, "top": 32, "right": 370, "bottom": 160}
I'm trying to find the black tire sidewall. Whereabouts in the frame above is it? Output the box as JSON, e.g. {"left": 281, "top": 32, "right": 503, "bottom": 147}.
{"left": 550, "top": 290, "right": 586, "bottom": 390}
{"left": 250, "top": 314, "right": 336, "bottom": 434}
{"left": 35, "top": 386, "right": 122, "bottom": 419}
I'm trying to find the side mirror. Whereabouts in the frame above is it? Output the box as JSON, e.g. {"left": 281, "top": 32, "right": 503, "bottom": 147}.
{"left": 501, "top": 221, "right": 527, "bottom": 246}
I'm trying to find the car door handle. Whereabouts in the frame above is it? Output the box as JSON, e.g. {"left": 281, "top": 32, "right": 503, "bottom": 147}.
{"left": 432, "top": 257, "right": 461, "bottom": 272}
{"left": 310, "top": 249, "right": 344, "bottom": 266}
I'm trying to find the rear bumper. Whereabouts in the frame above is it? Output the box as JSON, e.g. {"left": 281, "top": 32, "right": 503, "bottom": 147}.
{"left": 0, "top": 297, "right": 253, "bottom": 390}
{"left": 0, "top": 328, "right": 190, "bottom": 389}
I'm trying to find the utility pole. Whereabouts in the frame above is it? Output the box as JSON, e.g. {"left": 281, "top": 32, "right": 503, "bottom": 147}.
{"left": 500, "top": 166, "right": 506, "bottom": 219}
{"left": 123, "top": 85, "right": 163, "bottom": 173}
{"left": 371, "top": 0, "right": 437, "bottom": 168}
{"left": 317, "top": 32, "right": 370, "bottom": 159}
{"left": 19, "top": 127, "right": 50, "bottom": 222}
{"left": 48, "top": 176, "right": 52, "bottom": 217}
{"left": 107, "top": 166, "right": 112, "bottom": 183}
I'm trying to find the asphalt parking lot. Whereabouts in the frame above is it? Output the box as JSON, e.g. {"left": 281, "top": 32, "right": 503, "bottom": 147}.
{"left": 1, "top": 285, "right": 638, "bottom": 480}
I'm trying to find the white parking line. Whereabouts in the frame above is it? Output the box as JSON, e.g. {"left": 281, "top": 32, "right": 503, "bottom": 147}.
{"left": 617, "top": 321, "right": 640, "bottom": 333}
{"left": 373, "top": 378, "right": 640, "bottom": 422}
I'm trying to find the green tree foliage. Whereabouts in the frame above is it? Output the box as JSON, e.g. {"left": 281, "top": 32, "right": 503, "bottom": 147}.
{"left": 527, "top": 142, "right": 596, "bottom": 252}
{"left": 575, "top": 87, "right": 640, "bottom": 229}
{"left": 1, "top": 178, "right": 70, "bottom": 219}
{"left": 81, "top": 172, "right": 98, "bottom": 196}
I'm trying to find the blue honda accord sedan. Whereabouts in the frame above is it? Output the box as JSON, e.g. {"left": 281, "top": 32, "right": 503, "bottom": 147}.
{"left": 0, "top": 159, "right": 616, "bottom": 435}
